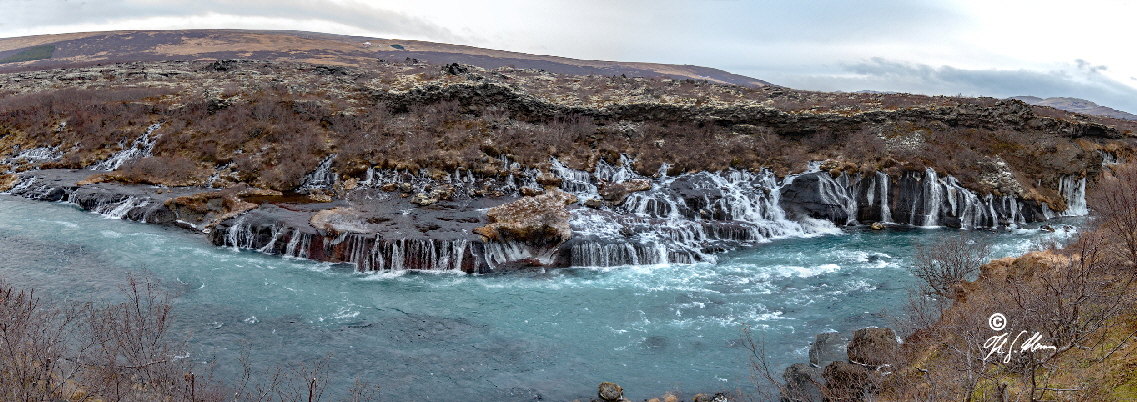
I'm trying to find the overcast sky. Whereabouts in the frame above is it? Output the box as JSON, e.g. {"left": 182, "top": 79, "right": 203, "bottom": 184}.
{"left": 4, "top": 0, "right": 1136, "bottom": 113}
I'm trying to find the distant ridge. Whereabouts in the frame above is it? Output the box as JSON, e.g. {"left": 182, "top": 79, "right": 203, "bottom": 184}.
{"left": 0, "top": 29, "right": 770, "bottom": 87}
{"left": 1009, "top": 95, "right": 1137, "bottom": 121}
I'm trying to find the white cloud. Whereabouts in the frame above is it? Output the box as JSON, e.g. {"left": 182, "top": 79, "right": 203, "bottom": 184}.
{"left": 769, "top": 57, "right": 1137, "bottom": 114}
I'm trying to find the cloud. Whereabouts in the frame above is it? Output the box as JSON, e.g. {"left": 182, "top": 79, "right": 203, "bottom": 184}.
{"left": 0, "top": 0, "right": 462, "bottom": 43}
{"left": 776, "top": 58, "right": 1137, "bottom": 115}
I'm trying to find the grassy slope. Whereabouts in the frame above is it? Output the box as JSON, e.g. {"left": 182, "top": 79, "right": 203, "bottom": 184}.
{"left": 0, "top": 45, "right": 54, "bottom": 64}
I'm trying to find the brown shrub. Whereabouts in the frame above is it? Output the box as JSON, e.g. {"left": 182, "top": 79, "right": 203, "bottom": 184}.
{"left": 111, "top": 155, "right": 212, "bottom": 186}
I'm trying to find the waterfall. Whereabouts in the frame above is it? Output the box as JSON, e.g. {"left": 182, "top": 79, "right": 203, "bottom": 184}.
{"left": 212, "top": 216, "right": 472, "bottom": 272}
{"left": 299, "top": 154, "right": 338, "bottom": 191}
{"left": 482, "top": 242, "right": 556, "bottom": 270}
{"left": 550, "top": 157, "right": 597, "bottom": 196}
{"left": 563, "top": 163, "right": 840, "bottom": 267}
{"left": 874, "top": 171, "right": 893, "bottom": 223}
{"left": 6, "top": 146, "right": 62, "bottom": 166}
{"left": 2, "top": 176, "right": 37, "bottom": 195}
{"left": 90, "top": 123, "right": 162, "bottom": 171}
{"left": 915, "top": 168, "right": 944, "bottom": 226}
{"left": 1058, "top": 175, "right": 1088, "bottom": 216}
{"left": 1099, "top": 150, "right": 1121, "bottom": 166}
{"left": 155, "top": 153, "right": 1086, "bottom": 271}
{"left": 337, "top": 237, "right": 469, "bottom": 271}
{"left": 570, "top": 242, "right": 668, "bottom": 267}
{"left": 283, "top": 229, "right": 313, "bottom": 259}
{"left": 93, "top": 197, "right": 150, "bottom": 220}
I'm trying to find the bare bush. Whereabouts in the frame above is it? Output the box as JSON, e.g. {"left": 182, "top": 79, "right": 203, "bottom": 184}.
{"left": 887, "top": 224, "right": 1137, "bottom": 400}
{"left": 0, "top": 276, "right": 379, "bottom": 402}
{"left": 0, "top": 280, "right": 78, "bottom": 402}
{"left": 1088, "top": 163, "right": 1137, "bottom": 266}
{"left": 908, "top": 233, "right": 992, "bottom": 301}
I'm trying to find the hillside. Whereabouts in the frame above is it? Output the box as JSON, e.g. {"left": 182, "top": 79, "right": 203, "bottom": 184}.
{"left": 1, "top": 30, "right": 1136, "bottom": 273}
{"left": 0, "top": 29, "right": 769, "bottom": 87}
{"left": 1010, "top": 95, "right": 1137, "bottom": 121}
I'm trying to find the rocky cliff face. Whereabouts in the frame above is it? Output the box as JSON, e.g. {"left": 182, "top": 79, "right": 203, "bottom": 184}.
{"left": 2, "top": 154, "right": 1092, "bottom": 273}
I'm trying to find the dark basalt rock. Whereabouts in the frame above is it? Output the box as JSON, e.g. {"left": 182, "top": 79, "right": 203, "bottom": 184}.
{"left": 780, "top": 172, "right": 855, "bottom": 224}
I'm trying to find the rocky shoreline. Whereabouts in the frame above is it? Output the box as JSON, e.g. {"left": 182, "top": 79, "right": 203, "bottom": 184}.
{"left": 2, "top": 156, "right": 1089, "bottom": 273}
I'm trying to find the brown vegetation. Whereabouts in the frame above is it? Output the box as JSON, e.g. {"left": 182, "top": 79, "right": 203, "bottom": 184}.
{"left": 0, "top": 275, "right": 378, "bottom": 401}
{"left": 1, "top": 60, "right": 1133, "bottom": 209}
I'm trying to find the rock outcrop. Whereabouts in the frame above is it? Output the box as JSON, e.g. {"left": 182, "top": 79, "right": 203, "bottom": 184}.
{"left": 2, "top": 149, "right": 1096, "bottom": 273}
{"left": 782, "top": 327, "right": 901, "bottom": 401}
{"left": 474, "top": 189, "right": 577, "bottom": 246}
{"left": 847, "top": 327, "right": 900, "bottom": 367}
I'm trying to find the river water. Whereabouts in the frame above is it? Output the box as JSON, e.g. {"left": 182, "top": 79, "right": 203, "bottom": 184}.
{"left": 0, "top": 194, "right": 1080, "bottom": 401}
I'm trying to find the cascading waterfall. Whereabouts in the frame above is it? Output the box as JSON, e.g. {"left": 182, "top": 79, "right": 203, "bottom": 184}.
{"left": 2, "top": 175, "right": 39, "bottom": 195}
{"left": 868, "top": 171, "right": 893, "bottom": 223}
{"left": 915, "top": 168, "right": 944, "bottom": 226}
{"left": 214, "top": 218, "right": 473, "bottom": 271}
{"left": 93, "top": 196, "right": 150, "bottom": 220}
{"left": 1059, "top": 175, "right": 1088, "bottom": 216}
{"left": 90, "top": 123, "right": 162, "bottom": 171}
{"left": 562, "top": 159, "right": 840, "bottom": 267}
{"left": 1099, "top": 150, "right": 1122, "bottom": 166}
{"left": 5, "top": 146, "right": 63, "bottom": 169}
{"left": 550, "top": 157, "right": 598, "bottom": 196}
{"left": 298, "top": 154, "right": 338, "bottom": 191}
{"left": 11, "top": 149, "right": 1083, "bottom": 272}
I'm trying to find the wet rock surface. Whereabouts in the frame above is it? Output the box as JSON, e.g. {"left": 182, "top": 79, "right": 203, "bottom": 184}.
{"left": 3, "top": 156, "right": 1090, "bottom": 273}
